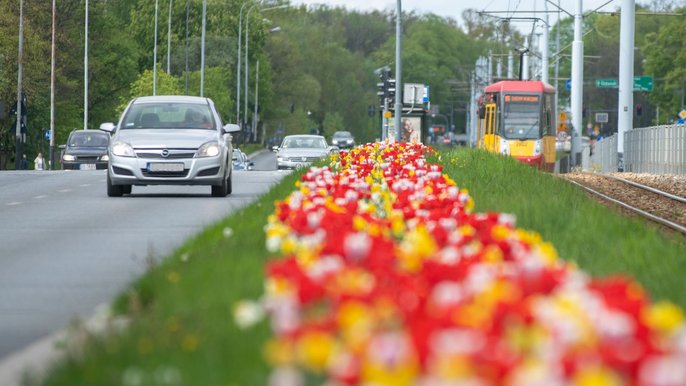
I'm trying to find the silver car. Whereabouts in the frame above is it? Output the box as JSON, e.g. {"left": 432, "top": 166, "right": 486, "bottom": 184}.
{"left": 274, "top": 134, "right": 336, "bottom": 170}
{"left": 100, "top": 95, "right": 240, "bottom": 197}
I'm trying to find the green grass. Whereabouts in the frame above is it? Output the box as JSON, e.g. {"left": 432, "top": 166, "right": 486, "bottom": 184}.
{"left": 38, "top": 148, "right": 686, "bottom": 386}
{"left": 439, "top": 148, "right": 686, "bottom": 307}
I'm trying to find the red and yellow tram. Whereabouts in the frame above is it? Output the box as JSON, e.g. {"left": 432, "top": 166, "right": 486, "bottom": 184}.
{"left": 477, "top": 80, "right": 556, "bottom": 170}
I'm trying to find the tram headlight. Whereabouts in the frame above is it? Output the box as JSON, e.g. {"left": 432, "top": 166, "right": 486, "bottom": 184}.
{"left": 534, "top": 140, "right": 542, "bottom": 156}
{"left": 500, "top": 139, "right": 510, "bottom": 155}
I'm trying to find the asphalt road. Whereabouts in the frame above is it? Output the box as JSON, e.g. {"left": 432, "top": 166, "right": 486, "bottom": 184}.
{"left": 0, "top": 150, "right": 280, "bottom": 359}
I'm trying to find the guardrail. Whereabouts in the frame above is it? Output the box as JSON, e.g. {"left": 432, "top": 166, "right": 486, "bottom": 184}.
{"left": 624, "top": 124, "right": 686, "bottom": 174}
{"left": 589, "top": 134, "right": 618, "bottom": 173}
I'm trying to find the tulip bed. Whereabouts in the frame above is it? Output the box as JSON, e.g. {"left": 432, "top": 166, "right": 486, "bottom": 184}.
{"left": 245, "top": 142, "right": 686, "bottom": 386}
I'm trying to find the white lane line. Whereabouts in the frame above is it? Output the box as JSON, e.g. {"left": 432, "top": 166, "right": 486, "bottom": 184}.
{"left": 58, "top": 189, "right": 71, "bottom": 193}
{"left": 33, "top": 195, "right": 48, "bottom": 199}
{"left": 7, "top": 202, "right": 22, "bottom": 206}
{"left": 80, "top": 184, "right": 91, "bottom": 187}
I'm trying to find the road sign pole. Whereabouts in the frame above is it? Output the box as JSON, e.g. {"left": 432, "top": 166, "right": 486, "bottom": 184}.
{"left": 617, "top": 0, "right": 635, "bottom": 165}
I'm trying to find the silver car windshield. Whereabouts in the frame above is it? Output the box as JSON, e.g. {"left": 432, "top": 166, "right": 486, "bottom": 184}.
{"left": 282, "top": 137, "right": 326, "bottom": 149}
{"left": 121, "top": 103, "right": 215, "bottom": 130}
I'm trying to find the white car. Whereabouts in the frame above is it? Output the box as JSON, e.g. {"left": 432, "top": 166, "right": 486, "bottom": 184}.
{"left": 273, "top": 134, "right": 336, "bottom": 170}
{"left": 100, "top": 95, "right": 240, "bottom": 197}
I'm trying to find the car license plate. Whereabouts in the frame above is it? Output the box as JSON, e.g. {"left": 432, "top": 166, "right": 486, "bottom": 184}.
{"left": 148, "top": 162, "right": 184, "bottom": 172}
{"left": 79, "top": 164, "right": 96, "bottom": 171}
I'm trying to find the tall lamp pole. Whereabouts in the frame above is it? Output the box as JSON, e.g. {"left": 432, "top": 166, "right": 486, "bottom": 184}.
{"left": 15, "top": 0, "right": 24, "bottom": 169}
{"left": 236, "top": 1, "right": 251, "bottom": 124}
{"left": 153, "top": 0, "right": 159, "bottom": 95}
{"left": 244, "top": 4, "right": 288, "bottom": 134}
{"left": 200, "top": 0, "right": 207, "bottom": 96}
{"left": 394, "top": 0, "right": 403, "bottom": 142}
{"left": 84, "top": 0, "right": 89, "bottom": 130}
{"left": 167, "top": 0, "right": 173, "bottom": 73}
{"left": 50, "top": 0, "right": 56, "bottom": 169}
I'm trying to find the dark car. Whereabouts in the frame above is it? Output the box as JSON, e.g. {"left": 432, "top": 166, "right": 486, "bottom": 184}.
{"left": 61, "top": 130, "right": 110, "bottom": 170}
{"left": 331, "top": 131, "right": 355, "bottom": 149}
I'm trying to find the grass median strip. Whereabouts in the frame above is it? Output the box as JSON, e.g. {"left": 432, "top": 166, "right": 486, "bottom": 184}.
{"left": 39, "top": 148, "right": 686, "bottom": 386}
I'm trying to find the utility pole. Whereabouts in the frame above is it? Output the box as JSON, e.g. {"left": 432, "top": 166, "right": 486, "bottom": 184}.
{"left": 570, "top": 0, "right": 583, "bottom": 166}
{"left": 185, "top": 0, "right": 189, "bottom": 95}
{"left": 617, "top": 0, "right": 635, "bottom": 169}
{"left": 15, "top": 0, "right": 24, "bottom": 170}
{"left": 542, "top": 1, "right": 550, "bottom": 84}
{"left": 167, "top": 0, "right": 173, "bottom": 74}
{"left": 200, "top": 0, "right": 207, "bottom": 96}
{"left": 50, "top": 0, "right": 56, "bottom": 169}
{"left": 84, "top": 0, "right": 89, "bottom": 130}
{"left": 394, "top": 0, "right": 403, "bottom": 142}
{"left": 154, "top": 0, "right": 158, "bottom": 95}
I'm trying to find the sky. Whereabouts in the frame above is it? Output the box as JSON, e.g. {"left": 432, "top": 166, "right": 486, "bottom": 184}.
{"left": 289, "top": 0, "right": 626, "bottom": 31}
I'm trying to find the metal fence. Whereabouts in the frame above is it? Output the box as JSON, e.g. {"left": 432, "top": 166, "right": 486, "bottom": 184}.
{"left": 589, "top": 134, "right": 618, "bottom": 173}
{"left": 624, "top": 124, "right": 686, "bottom": 174}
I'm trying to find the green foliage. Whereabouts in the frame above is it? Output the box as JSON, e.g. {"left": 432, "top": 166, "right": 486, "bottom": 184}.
{"left": 117, "top": 66, "right": 183, "bottom": 114}
{"left": 322, "top": 111, "right": 345, "bottom": 135}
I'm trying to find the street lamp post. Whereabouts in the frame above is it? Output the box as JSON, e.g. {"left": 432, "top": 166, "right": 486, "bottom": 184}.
{"left": 200, "top": 0, "right": 207, "bottom": 96}
{"left": 15, "top": 0, "right": 24, "bottom": 170}
{"left": 236, "top": 1, "right": 251, "bottom": 124}
{"left": 394, "top": 0, "right": 403, "bottom": 142}
{"left": 167, "top": 0, "right": 173, "bottom": 73}
{"left": 244, "top": 4, "right": 287, "bottom": 139}
{"left": 153, "top": 0, "right": 158, "bottom": 95}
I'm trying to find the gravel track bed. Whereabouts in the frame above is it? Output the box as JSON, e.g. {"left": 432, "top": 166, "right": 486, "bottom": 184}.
{"left": 564, "top": 172, "right": 686, "bottom": 228}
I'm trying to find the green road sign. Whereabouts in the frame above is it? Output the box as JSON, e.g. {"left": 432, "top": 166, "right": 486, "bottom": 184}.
{"left": 634, "top": 76, "right": 653, "bottom": 91}
{"left": 596, "top": 79, "right": 618, "bottom": 88}
{"left": 595, "top": 76, "right": 653, "bottom": 91}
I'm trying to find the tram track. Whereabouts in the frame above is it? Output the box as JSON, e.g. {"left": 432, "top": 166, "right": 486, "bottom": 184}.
{"left": 563, "top": 172, "right": 686, "bottom": 236}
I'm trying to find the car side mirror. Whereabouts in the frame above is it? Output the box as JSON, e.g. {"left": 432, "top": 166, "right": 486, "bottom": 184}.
{"left": 271, "top": 146, "right": 279, "bottom": 152}
{"left": 222, "top": 123, "right": 241, "bottom": 133}
{"left": 99, "top": 122, "right": 116, "bottom": 133}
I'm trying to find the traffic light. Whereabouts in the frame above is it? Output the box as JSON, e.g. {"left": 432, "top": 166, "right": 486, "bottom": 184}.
{"left": 386, "top": 78, "right": 396, "bottom": 108}
{"left": 377, "top": 69, "right": 392, "bottom": 109}
{"left": 636, "top": 104, "right": 643, "bottom": 116}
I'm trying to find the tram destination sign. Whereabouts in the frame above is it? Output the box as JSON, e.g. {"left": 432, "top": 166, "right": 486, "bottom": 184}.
{"left": 595, "top": 76, "right": 653, "bottom": 91}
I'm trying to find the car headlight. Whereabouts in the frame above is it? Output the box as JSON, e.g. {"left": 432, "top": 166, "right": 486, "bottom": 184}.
{"left": 111, "top": 141, "right": 136, "bottom": 157}
{"left": 196, "top": 141, "right": 220, "bottom": 157}
{"left": 62, "top": 154, "right": 76, "bottom": 161}
{"left": 101, "top": 154, "right": 109, "bottom": 161}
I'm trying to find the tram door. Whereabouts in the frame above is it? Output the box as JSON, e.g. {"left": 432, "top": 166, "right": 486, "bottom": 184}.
{"left": 482, "top": 103, "right": 499, "bottom": 153}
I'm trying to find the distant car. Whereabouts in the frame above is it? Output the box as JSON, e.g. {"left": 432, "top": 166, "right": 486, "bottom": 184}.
{"left": 100, "top": 95, "right": 240, "bottom": 197}
{"left": 331, "top": 131, "right": 355, "bottom": 149}
{"left": 232, "top": 149, "right": 254, "bottom": 171}
{"left": 61, "top": 129, "right": 110, "bottom": 170}
{"left": 273, "top": 134, "right": 336, "bottom": 170}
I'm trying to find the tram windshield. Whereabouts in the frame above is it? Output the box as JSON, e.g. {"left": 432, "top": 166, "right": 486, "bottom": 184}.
{"left": 502, "top": 94, "right": 541, "bottom": 140}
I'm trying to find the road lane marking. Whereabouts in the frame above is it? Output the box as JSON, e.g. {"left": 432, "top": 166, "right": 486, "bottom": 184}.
{"left": 7, "top": 202, "right": 22, "bottom": 206}
{"left": 58, "top": 189, "right": 71, "bottom": 193}
{"left": 80, "top": 184, "right": 91, "bottom": 187}
{"left": 33, "top": 195, "right": 48, "bottom": 199}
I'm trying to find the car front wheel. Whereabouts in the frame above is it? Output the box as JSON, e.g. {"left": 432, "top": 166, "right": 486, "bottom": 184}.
{"left": 107, "top": 172, "right": 124, "bottom": 197}
{"left": 211, "top": 171, "right": 231, "bottom": 197}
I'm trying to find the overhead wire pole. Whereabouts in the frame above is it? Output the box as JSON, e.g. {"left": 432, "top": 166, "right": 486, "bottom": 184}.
{"left": 394, "top": 0, "right": 403, "bottom": 143}
{"left": 245, "top": 4, "right": 288, "bottom": 137}
{"left": 15, "top": 0, "right": 24, "bottom": 170}
{"left": 84, "top": 0, "right": 89, "bottom": 130}
{"left": 617, "top": 0, "right": 635, "bottom": 169}
{"left": 570, "top": 0, "right": 584, "bottom": 166}
{"left": 50, "top": 0, "right": 56, "bottom": 169}
{"left": 167, "top": 0, "right": 173, "bottom": 74}
{"left": 236, "top": 1, "right": 251, "bottom": 125}
{"left": 153, "top": 0, "right": 159, "bottom": 95}
{"left": 200, "top": 0, "right": 207, "bottom": 96}
{"left": 185, "top": 0, "right": 189, "bottom": 94}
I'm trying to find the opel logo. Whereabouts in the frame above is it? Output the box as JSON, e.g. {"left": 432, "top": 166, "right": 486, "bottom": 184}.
{"left": 161, "top": 149, "right": 170, "bottom": 158}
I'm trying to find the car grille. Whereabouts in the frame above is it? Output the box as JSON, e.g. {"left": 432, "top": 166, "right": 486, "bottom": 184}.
{"left": 286, "top": 156, "right": 322, "bottom": 162}
{"left": 73, "top": 156, "right": 101, "bottom": 161}
{"left": 135, "top": 149, "right": 196, "bottom": 159}
{"left": 141, "top": 169, "right": 190, "bottom": 178}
